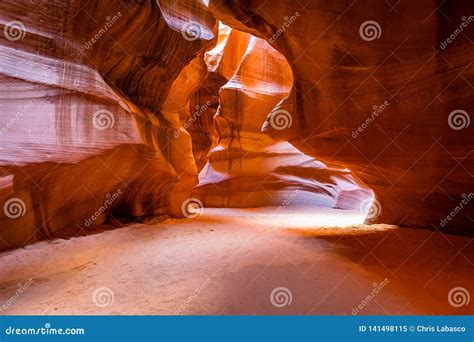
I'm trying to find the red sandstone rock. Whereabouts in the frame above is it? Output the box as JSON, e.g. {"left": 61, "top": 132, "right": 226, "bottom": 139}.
{"left": 0, "top": 0, "right": 216, "bottom": 249}
{"left": 210, "top": 0, "right": 474, "bottom": 234}
{"left": 1, "top": 0, "right": 473, "bottom": 251}
{"left": 192, "top": 25, "right": 372, "bottom": 209}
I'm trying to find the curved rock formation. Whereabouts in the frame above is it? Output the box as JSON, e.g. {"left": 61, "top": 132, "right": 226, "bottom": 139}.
{"left": 193, "top": 24, "right": 372, "bottom": 210}
{"left": 1, "top": 0, "right": 472, "bottom": 251}
{"left": 210, "top": 0, "right": 474, "bottom": 234}
{"left": 0, "top": 0, "right": 216, "bottom": 249}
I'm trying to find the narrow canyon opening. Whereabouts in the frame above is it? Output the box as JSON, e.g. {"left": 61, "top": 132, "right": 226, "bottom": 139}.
{"left": 0, "top": 0, "right": 472, "bottom": 316}
{"left": 186, "top": 22, "right": 374, "bottom": 228}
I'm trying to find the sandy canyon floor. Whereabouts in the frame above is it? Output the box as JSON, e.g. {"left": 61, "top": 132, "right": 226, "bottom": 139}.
{"left": 0, "top": 208, "right": 473, "bottom": 315}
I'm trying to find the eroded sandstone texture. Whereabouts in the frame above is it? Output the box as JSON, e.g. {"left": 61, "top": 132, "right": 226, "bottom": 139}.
{"left": 1, "top": 0, "right": 473, "bottom": 250}
{"left": 0, "top": 0, "right": 216, "bottom": 249}
{"left": 192, "top": 24, "right": 372, "bottom": 209}
{"left": 210, "top": 0, "right": 474, "bottom": 234}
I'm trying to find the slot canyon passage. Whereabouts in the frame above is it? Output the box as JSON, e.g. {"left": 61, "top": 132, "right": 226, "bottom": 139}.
{"left": 0, "top": 0, "right": 473, "bottom": 315}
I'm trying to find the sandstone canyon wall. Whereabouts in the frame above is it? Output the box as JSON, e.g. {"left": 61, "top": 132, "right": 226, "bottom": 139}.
{"left": 0, "top": 0, "right": 216, "bottom": 249}
{"left": 0, "top": 0, "right": 473, "bottom": 250}
{"left": 191, "top": 24, "right": 372, "bottom": 210}
{"left": 210, "top": 0, "right": 474, "bottom": 234}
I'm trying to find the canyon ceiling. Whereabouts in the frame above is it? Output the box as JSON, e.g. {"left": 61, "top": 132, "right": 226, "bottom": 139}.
{"left": 0, "top": 0, "right": 473, "bottom": 250}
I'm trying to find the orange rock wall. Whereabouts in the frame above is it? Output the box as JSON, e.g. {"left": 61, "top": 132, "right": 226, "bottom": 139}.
{"left": 210, "top": 0, "right": 474, "bottom": 234}
{"left": 0, "top": 0, "right": 216, "bottom": 249}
